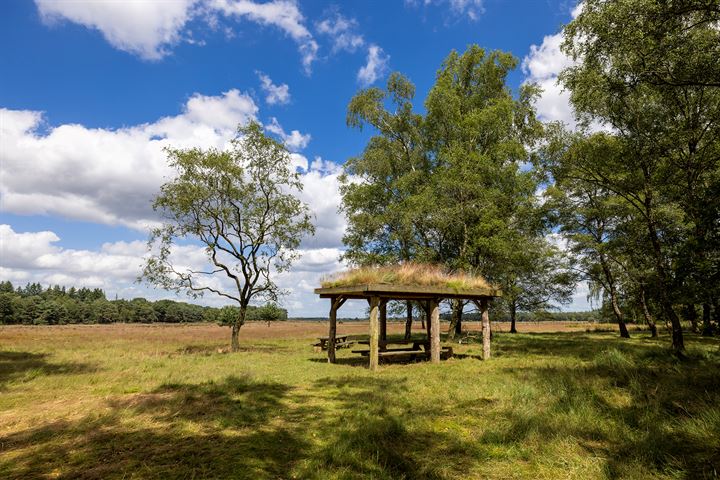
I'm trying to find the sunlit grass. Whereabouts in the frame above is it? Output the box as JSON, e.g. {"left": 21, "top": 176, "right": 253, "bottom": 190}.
{"left": 1, "top": 324, "right": 718, "bottom": 479}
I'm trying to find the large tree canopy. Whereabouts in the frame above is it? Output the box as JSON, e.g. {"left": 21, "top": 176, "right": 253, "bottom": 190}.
{"left": 342, "top": 46, "right": 575, "bottom": 331}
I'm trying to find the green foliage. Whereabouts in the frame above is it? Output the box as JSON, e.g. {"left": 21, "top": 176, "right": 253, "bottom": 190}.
{"left": 550, "top": 0, "right": 720, "bottom": 349}
{"left": 141, "top": 121, "right": 313, "bottom": 349}
{"left": 342, "top": 45, "right": 575, "bottom": 323}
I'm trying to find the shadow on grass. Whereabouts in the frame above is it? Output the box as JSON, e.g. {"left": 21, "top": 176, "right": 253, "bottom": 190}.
{"left": 296, "top": 376, "right": 478, "bottom": 479}
{"left": 170, "top": 343, "right": 289, "bottom": 356}
{"left": 1, "top": 375, "right": 311, "bottom": 479}
{"left": 2, "top": 333, "right": 719, "bottom": 479}
{"left": 488, "top": 333, "right": 720, "bottom": 478}
{"left": 0, "top": 351, "right": 97, "bottom": 390}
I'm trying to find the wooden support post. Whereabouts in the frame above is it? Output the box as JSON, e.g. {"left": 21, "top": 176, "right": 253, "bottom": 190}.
{"left": 327, "top": 296, "right": 345, "bottom": 364}
{"left": 429, "top": 299, "right": 440, "bottom": 363}
{"left": 369, "top": 296, "right": 380, "bottom": 371}
{"left": 328, "top": 297, "right": 337, "bottom": 364}
{"left": 380, "top": 300, "right": 387, "bottom": 341}
{"left": 480, "top": 298, "right": 490, "bottom": 360}
{"left": 424, "top": 301, "right": 431, "bottom": 340}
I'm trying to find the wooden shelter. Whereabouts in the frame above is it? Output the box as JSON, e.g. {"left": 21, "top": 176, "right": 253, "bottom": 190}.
{"left": 314, "top": 283, "right": 501, "bottom": 371}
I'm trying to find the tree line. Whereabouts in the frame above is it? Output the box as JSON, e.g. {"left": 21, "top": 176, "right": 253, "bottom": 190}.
{"left": 0, "top": 281, "right": 287, "bottom": 325}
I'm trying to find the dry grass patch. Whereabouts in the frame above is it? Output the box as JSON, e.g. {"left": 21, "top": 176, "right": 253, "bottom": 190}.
{"left": 321, "top": 263, "right": 492, "bottom": 290}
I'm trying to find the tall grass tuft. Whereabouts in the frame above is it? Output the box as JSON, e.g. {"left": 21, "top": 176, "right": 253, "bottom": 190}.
{"left": 320, "top": 263, "right": 491, "bottom": 290}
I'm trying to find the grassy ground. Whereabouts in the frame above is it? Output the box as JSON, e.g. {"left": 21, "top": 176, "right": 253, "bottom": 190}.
{"left": 1, "top": 322, "right": 719, "bottom": 479}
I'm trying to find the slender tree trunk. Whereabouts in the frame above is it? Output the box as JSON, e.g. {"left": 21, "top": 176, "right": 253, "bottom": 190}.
{"left": 702, "top": 303, "right": 714, "bottom": 336}
{"left": 639, "top": 288, "right": 657, "bottom": 338}
{"left": 611, "top": 292, "right": 631, "bottom": 338}
{"left": 447, "top": 299, "right": 462, "bottom": 340}
{"left": 599, "top": 255, "right": 630, "bottom": 338}
{"left": 455, "top": 306, "right": 463, "bottom": 336}
{"left": 231, "top": 306, "right": 246, "bottom": 352}
{"left": 643, "top": 195, "right": 684, "bottom": 351}
{"left": 510, "top": 303, "right": 517, "bottom": 334}
{"left": 404, "top": 301, "right": 413, "bottom": 340}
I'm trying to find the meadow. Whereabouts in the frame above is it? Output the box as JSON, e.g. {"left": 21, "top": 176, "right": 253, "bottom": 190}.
{"left": 1, "top": 321, "right": 719, "bottom": 479}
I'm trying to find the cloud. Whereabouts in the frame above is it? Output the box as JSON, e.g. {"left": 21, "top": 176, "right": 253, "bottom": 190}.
{"left": 265, "top": 117, "right": 311, "bottom": 151}
{"left": 522, "top": 31, "right": 577, "bottom": 126}
{"left": 316, "top": 12, "right": 365, "bottom": 53}
{"left": 34, "top": 0, "right": 318, "bottom": 72}
{"left": 406, "top": 0, "right": 485, "bottom": 21}
{"left": 520, "top": 3, "right": 599, "bottom": 130}
{"left": 0, "top": 90, "right": 258, "bottom": 230}
{"left": 210, "top": 0, "right": 318, "bottom": 73}
{"left": 0, "top": 223, "right": 349, "bottom": 316}
{"left": 256, "top": 71, "right": 290, "bottom": 105}
{"left": 357, "top": 44, "right": 390, "bottom": 87}
{"left": 35, "top": 0, "right": 200, "bottom": 60}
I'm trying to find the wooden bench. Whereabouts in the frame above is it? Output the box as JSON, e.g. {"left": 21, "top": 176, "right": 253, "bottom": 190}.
{"left": 313, "top": 335, "right": 353, "bottom": 352}
{"left": 352, "top": 346, "right": 453, "bottom": 362}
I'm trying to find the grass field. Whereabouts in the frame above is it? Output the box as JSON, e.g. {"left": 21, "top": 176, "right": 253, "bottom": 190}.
{"left": 1, "top": 322, "right": 719, "bottom": 479}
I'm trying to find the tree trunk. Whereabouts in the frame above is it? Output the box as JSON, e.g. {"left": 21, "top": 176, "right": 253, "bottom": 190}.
{"left": 404, "top": 301, "right": 413, "bottom": 339}
{"left": 639, "top": 288, "right": 657, "bottom": 338}
{"left": 231, "top": 308, "right": 245, "bottom": 352}
{"left": 447, "top": 299, "right": 462, "bottom": 340}
{"left": 643, "top": 194, "right": 684, "bottom": 351}
{"left": 612, "top": 293, "right": 631, "bottom": 338}
{"left": 455, "top": 306, "right": 463, "bottom": 336}
{"left": 702, "top": 303, "right": 714, "bottom": 336}
{"left": 599, "top": 255, "right": 630, "bottom": 338}
{"left": 509, "top": 303, "right": 517, "bottom": 334}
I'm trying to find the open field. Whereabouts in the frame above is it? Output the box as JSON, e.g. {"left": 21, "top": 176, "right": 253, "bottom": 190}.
{"left": 1, "top": 322, "right": 719, "bottom": 479}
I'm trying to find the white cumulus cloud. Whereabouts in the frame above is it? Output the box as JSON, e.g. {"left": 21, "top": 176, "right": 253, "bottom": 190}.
{"left": 265, "top": 117, "right": 311, "bottom": 151}
{"left": 0, "top": 90, "right": 257, "bottom": 230}
{"left": 256, "top": 71, "right": 290, "bottom": 105}
{"left": 35, "top": 0, "right": 200, "bottom": 60}
{"left": 316, "top": 12, "right": 365, "bottom": 53}
{"left": 34, "top": 0, "right": 318, "bottom": 72}
{"left": 357, "top": 44, "right": 390, "bottom": 87}
{"left": 210, "top": 0, "right": 319, "bottom": 74}
{"left": 406, "top": 0, "right": 485, "bottom": 21}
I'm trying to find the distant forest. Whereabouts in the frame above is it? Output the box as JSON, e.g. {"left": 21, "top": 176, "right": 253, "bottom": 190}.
{"left": 0, "top": 281, "right": 287, "bottom": 325}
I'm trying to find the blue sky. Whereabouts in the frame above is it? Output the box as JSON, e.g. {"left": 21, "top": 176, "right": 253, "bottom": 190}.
{"left": 0, "top": 0, "right": 589, "bottom": 316}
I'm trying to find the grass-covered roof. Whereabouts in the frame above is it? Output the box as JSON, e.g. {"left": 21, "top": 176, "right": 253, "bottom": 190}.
{"left": 320, "top": 264, "right": 491, "bottom": 291}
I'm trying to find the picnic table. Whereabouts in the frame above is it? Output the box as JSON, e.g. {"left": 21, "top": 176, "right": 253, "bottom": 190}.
{"left": 353, "top": 339, "right": 452, "bottom": 362}
{"left": 313, "top": 334, "right": 353, "bottom": 352}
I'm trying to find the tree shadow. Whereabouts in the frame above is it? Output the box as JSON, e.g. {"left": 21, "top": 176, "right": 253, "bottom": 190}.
{"left": 294, "top": 376, "right": 481, "bottom": 479}
{"left": 0, "top": 351, "right": 97, "bottom": 391}
{"left": 1, "top": 375, "right": 311, "bottom": 479}
{"left": 488, "top": 337, "right": 720, "bottom": 478}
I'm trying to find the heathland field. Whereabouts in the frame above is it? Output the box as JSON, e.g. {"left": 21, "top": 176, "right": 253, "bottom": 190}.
{"left": 1, "top": 322, "right": 719, "bottom": 479}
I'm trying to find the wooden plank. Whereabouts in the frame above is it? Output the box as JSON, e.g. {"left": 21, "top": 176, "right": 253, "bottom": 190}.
{"left": 429, "top": 299, "right": 440, "bottom": 363}
{"left": 369, "top": 296, "right": 380, "bottom": 371}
